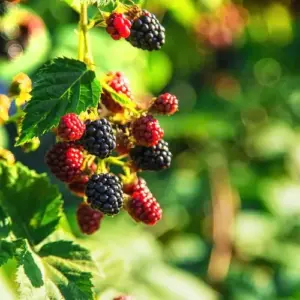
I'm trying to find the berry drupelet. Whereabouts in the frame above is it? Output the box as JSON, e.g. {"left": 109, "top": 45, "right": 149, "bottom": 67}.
{"left": 126, "top": 10, "right": 165, "bottom": 51}
{"left": 45, "top": 142, "right": 83, "bottom": 183}
{"left": 77, "top": 202, "right": 104, "bottom": 235}
{"left": 101, "top": 72, "right": 133, "bottom": 113}
{"left": 126, "top": 190, "right": 162, "bottom": 225}
{"left": 132, "top": 115, "right": 164, "bottom": 147}
{"left": 106, "top": 13, "right": 132, "bottom": 40}
{"left": 85, "top": 173, "right": 123, "bottom": 216}
{"left": 150, "top": 93, "right": 179, "bottom": 115}
{"left": 57, "top": 113, "right": 85, "bottom": 141}
{"left": 81, "top": 119, "right": 116, "bottom": 158}
{"left": 130, "top": 139, "right": 172, "bottom": 171}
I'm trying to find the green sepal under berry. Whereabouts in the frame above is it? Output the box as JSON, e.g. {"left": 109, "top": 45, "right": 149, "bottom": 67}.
{"left": 17, "top": 58, "right": 101, "bottom": 145}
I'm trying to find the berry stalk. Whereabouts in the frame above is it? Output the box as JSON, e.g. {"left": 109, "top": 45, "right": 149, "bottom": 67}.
{"left": 79, "top": 2, "right": 94, "bottom": 70}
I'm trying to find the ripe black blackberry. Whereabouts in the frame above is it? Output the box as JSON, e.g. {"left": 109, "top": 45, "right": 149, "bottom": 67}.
{"left": 129, "top": 139, "right": 172, "bottom": 171}
{"left": 126, "top": 10, "right": 165, "bottom": 51}
{"left": 85, "top": 173, "right": 123, "bottom": 216}
{"left": 81, "top": 119, "right": 116, "bottom": 158}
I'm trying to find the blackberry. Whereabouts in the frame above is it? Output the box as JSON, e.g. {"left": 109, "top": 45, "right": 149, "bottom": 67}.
{"left": 132, "top": 115, "right": 164, "bottom": 147}
{"left": 77, "top": 202, "right": 104, "bottom": 235}
{"left": 126, "top": 190, "right": 162, "bottom": 225}
{"left": 126, "top": 10, "right": 165, "bottom": 51}
{"left": 130, "top": 140, "right": 172, "bottom": 171}
{"left": 45, "top": 142, "right": 83, "bottom": 183}
{"left": 150, "top": 93, "right": 179, "bottom": 115}
{"left": 85, "top": 173, "right": 123, "bottom": 216}
{"left": 106, "top": 13, "right": 131, "bottom": 40}
{"left": 81, "top": 119, "right": 116, "bottom": 158}
{"left": 58, "top": 113, "right": 86, "bottom": 141}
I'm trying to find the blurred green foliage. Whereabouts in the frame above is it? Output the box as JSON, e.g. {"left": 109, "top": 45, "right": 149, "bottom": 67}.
{"left": 3, "top": 0, "right": 300, "bottom": 299}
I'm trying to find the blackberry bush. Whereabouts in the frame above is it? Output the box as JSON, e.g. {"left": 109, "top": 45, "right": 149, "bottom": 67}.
{"left": 0, "top": 1, "right": 179, "bottom": 298}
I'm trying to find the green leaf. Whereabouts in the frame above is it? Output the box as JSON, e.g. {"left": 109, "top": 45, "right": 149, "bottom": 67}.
{"left": 14, "top": 239, "right": 44, "bottom": 288}
{"left": 39, "top": 240, "right": 95, "bottom": 300}
{"left": 101, "top": 81, "right": 137, "bottom": 112}
{"left": 17, "top": 58, "right": 101, "bottom": 145}
{"left": 0, "top": 161, "right": 63, "bottom": 245}
{"left": 0, "top": 206, "right": 11, "bottom": 238}
{"left": 0, "top": 240, "right": 15, "bottom": 266}
{"left": 39, "top": 240, "right": 91, "bottom": 260}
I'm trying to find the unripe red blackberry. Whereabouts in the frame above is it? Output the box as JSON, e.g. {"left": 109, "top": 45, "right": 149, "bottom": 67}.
{"left": 101, "top": 72, "right": 133, "bottom": 113}
{"left": 123, "top": 177, "right": 149, "bottom": 195}
{"left": 127, "top": 10, "right": 165, "bottom": 51}
{"left": 45, "top": 142, "right": 83, "bottom": 183}
{"left": 126, "top": 190, "right": 162, "bottom": 225}
{"left": 57, "top": 113, "right": 86, "bottom": 141}
{"left": 150, "top": 93, "right": 179, "bottom": 115}
{"left": 130, "top": 139, "right": 172, "bottom": 171}
{"left": 81, "top": 119, "right": 116, "bottom": 158}
{"left": 77, "top": 202, "right": 104, "bottom": 235}
{"left": 86, "top": 173, "right": 123, "bottom": 216}
{"left": 106, "top": 13, "right": 132, "bottom": 40}
{"left": 132, "top": 115, "right": 164, "bottom": 147}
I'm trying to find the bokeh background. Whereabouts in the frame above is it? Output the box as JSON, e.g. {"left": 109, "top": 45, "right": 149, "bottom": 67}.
{"left": 2, "top": 0, "right": 300, "bottom": 299}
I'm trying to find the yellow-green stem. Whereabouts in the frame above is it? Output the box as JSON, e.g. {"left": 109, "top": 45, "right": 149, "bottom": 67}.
{"left": 79, "top": 2, "right": 95, "bottom": 70}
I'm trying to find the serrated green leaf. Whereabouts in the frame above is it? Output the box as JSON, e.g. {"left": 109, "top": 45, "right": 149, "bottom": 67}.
{"left": 39, "top": 240, "right": 94, "bottom": 300}
{"left": 101, "top": 81, "right": 138, "bottom": 112}
{"left": 0, "top": 161, "right": 63, "bottom": 245}
{"left": 14, "top": 239, "right": 44, "bottom": 288}
{"left": 17, "top": 58, "right": 101, "bottom": 145}
{"left": 39, "top": 240, "right": 91, "bottom": 260}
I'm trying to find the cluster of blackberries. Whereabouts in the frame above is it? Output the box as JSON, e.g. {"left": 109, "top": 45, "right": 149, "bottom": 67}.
{"left": 45, "top": 70, "right": 178, "bottom": 234}
{"left": 105, "top": 9, "right": 165, "bottom": 51}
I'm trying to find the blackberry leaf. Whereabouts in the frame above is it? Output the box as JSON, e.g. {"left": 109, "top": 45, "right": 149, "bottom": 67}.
{"left": 17, "top": 58, "right": 101, "bottom": 145}
{"left": 0, "top": 161, "right": 63, "bottom": 245}
{"left": 39, "top": 240, "right": 95, "bottom": 300}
